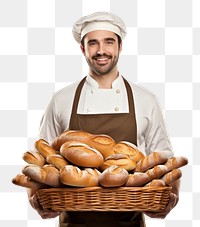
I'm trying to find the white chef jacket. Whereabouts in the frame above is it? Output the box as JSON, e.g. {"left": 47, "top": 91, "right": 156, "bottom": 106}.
{"left": 39, "top": 75, "right": 173, "bottom": 155}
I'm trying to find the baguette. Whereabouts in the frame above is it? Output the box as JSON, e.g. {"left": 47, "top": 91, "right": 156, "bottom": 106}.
{"left": 46, "top": 154, "right": 68, "bottom": 170}
{"left": 164, "top": 156, "right": 188, "bottom": 171}
{"left": 135, "top": 150, "right": 173, "bottom": 172}
{"left": 162, "top": 169, "right": 182, "bottom": 185}
{"left": 12, "top": 174, "right": 46, "bottom": 189}
{"left": 125, "top": 172, "right": 150, "bottom": 187}
{"left": 60, "top": 141, "right": 104, "bottom": 168}
{"left": 22, "top": 151, "right": 45, "bottom": 167}
{"left": 22, "top": 164, "right": 62, "bottom": 187}
{"left": 60, "top": 165, "right": 101, "bottom": 187}
{"left": 100, "top": 153, "right": 136, "bottom": 171}
{"left": 145, "top": 179, "right": 166, "bottom": 187}
{"left": 145, "top": 165, "right": 169, "bottom": 180}
{"left": 113, "top": 141, "right": 145, "bottom": 163}
{"left": 99, "top": 165, "right": 129, "bottom": 187}
{"left": 35, "top": 139, "right": 57, "bottom": 158}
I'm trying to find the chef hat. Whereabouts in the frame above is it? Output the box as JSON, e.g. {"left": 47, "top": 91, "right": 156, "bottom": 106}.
{"left": 72, "top": 11, "right": 127, "bottom": 43}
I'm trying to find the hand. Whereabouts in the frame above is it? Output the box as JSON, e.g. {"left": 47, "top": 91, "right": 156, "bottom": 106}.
{"left": 29, "top": 193, "right": 60, "bottom": 219}
{"left": 144, "top": 192, "right": 179, "bottom": 219}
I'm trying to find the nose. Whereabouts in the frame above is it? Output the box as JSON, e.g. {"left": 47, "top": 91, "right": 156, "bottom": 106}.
{"left": 97, "top": 43, "right": 105, "bottom": 55}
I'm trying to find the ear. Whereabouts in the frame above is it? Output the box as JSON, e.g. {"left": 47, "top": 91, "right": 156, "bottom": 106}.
{"left": 119, "top": 42, "right": 122, "bottom": 54}
{"left": 80, "top": 44, "right": 85, "bottom": 55}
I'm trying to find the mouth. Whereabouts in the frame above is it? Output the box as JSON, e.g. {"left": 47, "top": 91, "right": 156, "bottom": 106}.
{"left": 93, "top": 56, "right": 111, "bottom": 65}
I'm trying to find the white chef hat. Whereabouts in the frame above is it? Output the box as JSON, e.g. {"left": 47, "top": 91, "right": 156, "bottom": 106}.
{"left": 72, "top": 11, "right": 127, "bottom": 43}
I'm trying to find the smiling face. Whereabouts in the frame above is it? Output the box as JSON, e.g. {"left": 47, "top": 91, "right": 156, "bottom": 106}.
{"left": 81, "top": 30, "right": 122, "bottom": 77}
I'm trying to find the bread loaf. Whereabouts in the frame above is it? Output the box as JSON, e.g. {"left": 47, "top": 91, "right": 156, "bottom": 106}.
{"left": 60, "top": 141, "right": 104, "bottom": 168}
{"left": 99, "top": 165, "right": 129, "bottom": 187}
{"left": 88, "top": 134, "right": 116, "bottom": 158}
{"left": 12, "top": 174, "right": 46, "bottom": 189}
{"left": 164, "top": 156, "right": 188, "bottom": 171}
{"left": 125, "top": 172, "right": 150, "bottom": 187}
{"left": 35, "top": 139, "right": 57, "bottom": 158}
{"left": 135, "top": 150, "right": 173, "bottom": 172}
{"left": 145, "top": 165, "right": 169, "bottom": 180}
{"left": 22, "top": 164, "right": 62, "bottom": 187}
{"left": 162, "top": 169, "right": 182, "bottom": 185}
{"left": 100, "top": 154, "right": 136, "bottom": 172}
{"left": 113, "top": 141, "right": 145, "bottom": 163}
{"left": 51, "top": 130, "right": 93, "bottom": 151}
{"left": 22, "top": 151, "right": 45, "bottom": 167}
{"left": 145, "top": 179, "right": 166, "bottom": 187}
{"left": 60, "top": 165, "right": 101, "bottom": 187}
{"left": 46, "top": 154, "right": 68, "bottom": 170}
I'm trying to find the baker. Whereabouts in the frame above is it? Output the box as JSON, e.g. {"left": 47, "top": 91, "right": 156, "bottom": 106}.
{"left": 27, "top": 11, "right": 180, "bottom": 227}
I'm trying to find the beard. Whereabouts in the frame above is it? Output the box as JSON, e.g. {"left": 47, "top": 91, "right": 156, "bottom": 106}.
{"left": 86, "top": 52, "right": 120, "bottom": 76}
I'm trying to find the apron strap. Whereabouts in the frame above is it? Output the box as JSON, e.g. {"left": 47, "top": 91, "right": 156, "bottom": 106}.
{"left": 71, "top": 77, "right": 87, "bottom": 114}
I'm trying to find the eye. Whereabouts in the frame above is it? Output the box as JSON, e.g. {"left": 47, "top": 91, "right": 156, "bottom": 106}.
{"left": 106, "top": 40, "right": 114, "bottom": 45}
{"left": 88, "top": 41, "right": 97, "bottom": 46}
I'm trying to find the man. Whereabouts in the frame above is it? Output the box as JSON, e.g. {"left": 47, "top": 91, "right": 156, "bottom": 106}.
{"left": 28, "top": 12, "right": 180, "bottom": 227}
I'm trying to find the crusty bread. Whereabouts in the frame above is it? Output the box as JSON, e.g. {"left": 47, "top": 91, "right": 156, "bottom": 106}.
{"left": 60, "top": 141, "right": 104, "bottom": 168}
{"left": 46, "top": 154, "right": 68, "bottom": 170}
{"left": 35, "top": 139, "right": 57, "bottom": 158}
{"left": 12, "top": 174, "right": 46, "bottom": 189}
{"left": 145, "top": 179, "right": 166, "bottom": 187}
{"left": 99, "top": 165, "right": 129, "bottom": 187}
{"left": 113, "top": 141, "right": 145, "bottom": 163}
{"left": 145, "top": 165, "right": 169, "bottom": 180}
{"left": 125, "top": 172, "right": 150, "bottom": 187}
{"left": 22, "top": 151, "right": 46, "bottom": 166}
{"left": 135, "top": 150, "right": 173, "bottom": 172}
{"left": 88, "top": 134, "right": 116, "bottom": 158}
{"left": 22, "top": 164, "right": 62, "bottom": 187}
{"left": 51, "top": 130, "right": 93, "bottom": 151}
{"left": 100, "top": 153, "right": 136, "bottom": 172}
{"left": 162, "top": 169, "right": 182, "bottom": 185}
{"left": 60, "top": 165, "right": 101, "bottom": 187}
{"left": 164, "top": 156, "right": 188, "bottom": 171}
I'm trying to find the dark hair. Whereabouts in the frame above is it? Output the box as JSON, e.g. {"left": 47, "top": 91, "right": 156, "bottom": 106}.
{"left": 81, "top": 34, "right": 122, "bottom": 48}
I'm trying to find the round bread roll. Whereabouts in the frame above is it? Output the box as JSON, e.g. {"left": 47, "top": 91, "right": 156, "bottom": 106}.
{"left": 60, "top": 141, "right": 104, "bottom": 168}
{"left": 46, "top": 154, "right": 68, "bottom": 170}
{"left": 22, "top": 151, "right": 45, "bottom": 167}
{"left": 125, "top": 172, "right": 150, "bottom": 187}
{"left": 99, "top": 165, "right": 129, "bottom": 187}
{"left": 113, "top": 141, "right": 145, "bottom": 163}
{"left": 51, "top": 130, "right": 93, "bottom": 151}
{"left": 100, "top": 154, "right": 136, "bottom": 172}
{"left": 35, "top": 139, "right": 57, "bottom": 158}
{"left": 12, "top": 174, "right": 46, "bottom": 189}
{"left": 60, "top": 165, "right": 101, "bottom": 187}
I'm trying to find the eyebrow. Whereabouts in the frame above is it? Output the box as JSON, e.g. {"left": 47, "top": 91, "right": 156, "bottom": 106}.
{"left": 87, "top": 37, "right": 116, "bottom": 44}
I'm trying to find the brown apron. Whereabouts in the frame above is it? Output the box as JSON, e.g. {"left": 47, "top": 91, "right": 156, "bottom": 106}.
{"left": 59, "top": 77, "right": 146, "bottom": 227}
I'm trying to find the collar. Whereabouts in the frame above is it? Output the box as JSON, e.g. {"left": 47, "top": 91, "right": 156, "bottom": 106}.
{"left": 85, "top": 74, "right": 124, "bottom": 89}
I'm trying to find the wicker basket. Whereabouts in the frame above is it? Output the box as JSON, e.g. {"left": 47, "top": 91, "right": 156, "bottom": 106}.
{"left": 36, "top": 186, "right": 171, "bottom": 212}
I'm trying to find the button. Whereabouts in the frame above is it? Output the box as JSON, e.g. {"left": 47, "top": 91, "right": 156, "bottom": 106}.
{"left": 116, "top": 89, "right": 121, "bottom": 94}
{"left": 86, "top": 108, "right": 92, "bottom": 113}
{"left": 115, "top": 107, "right": 119, "bottom": 112}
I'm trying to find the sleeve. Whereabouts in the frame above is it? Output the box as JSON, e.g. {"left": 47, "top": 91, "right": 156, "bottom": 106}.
{"left": 38, "top": 95, "right": 62, "bottom": 144}
{"left": 145, "top": 96, "right": 173, "bottom": 156}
